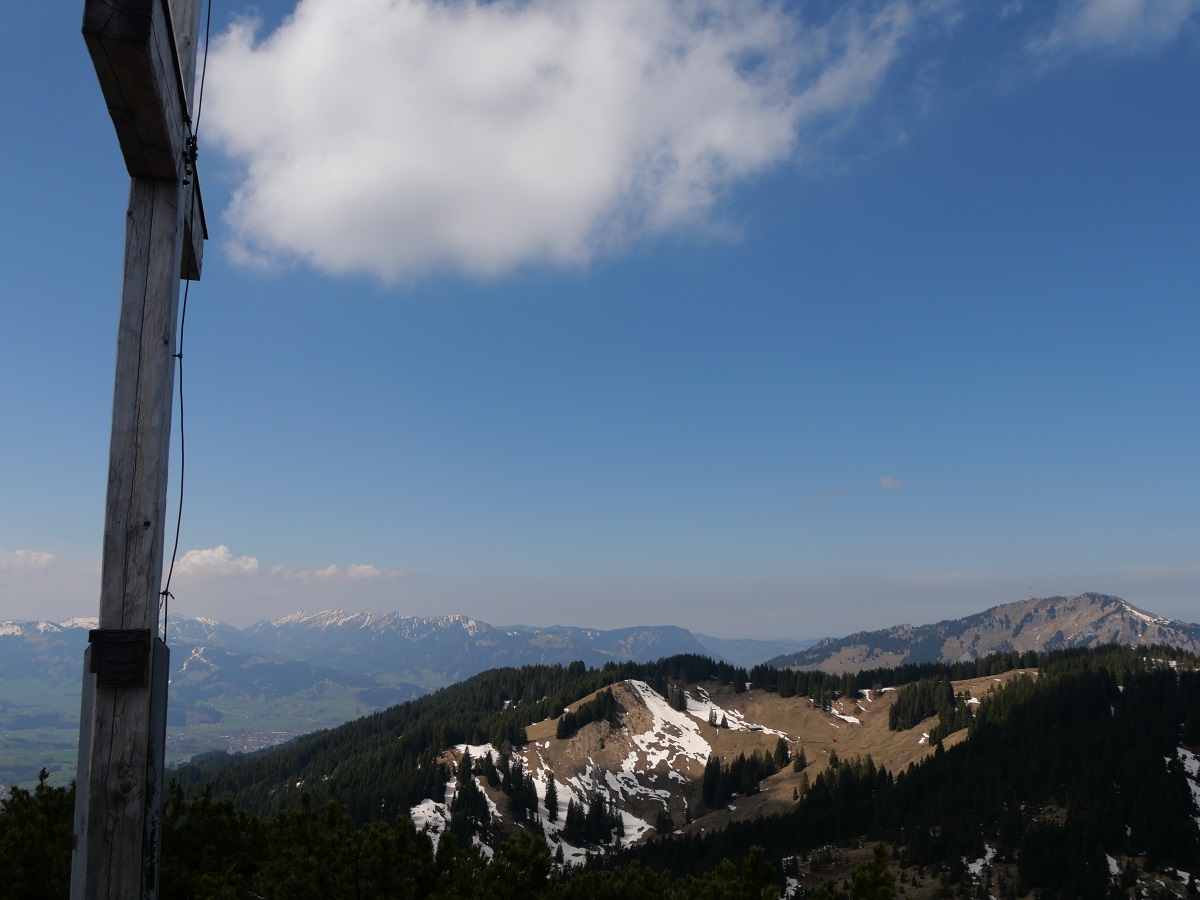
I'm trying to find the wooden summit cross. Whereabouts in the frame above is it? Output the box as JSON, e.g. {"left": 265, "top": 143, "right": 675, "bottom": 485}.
{"left": 74, "top": 0, "right": 206, "bottom": 896}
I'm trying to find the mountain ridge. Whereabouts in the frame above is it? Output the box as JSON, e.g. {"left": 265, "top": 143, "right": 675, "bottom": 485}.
{"left": 170, "top": 643, "right": 1200, "bottom": 898}
{"left": 3, "top": 591, "right": 1196, "bottom": 786}
{"left": 766, "top": 591, "right": 1200, "bottom": 672}
{"left": 243, "top": 611, "right": 727, "bottom": 682}
{"left": 0, "top": 611, "right": 778, "bottom": 785}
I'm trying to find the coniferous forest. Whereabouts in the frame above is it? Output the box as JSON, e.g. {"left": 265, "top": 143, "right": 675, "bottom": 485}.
{"left": 1, "top": 645, "right": 1198, "bottom": 898}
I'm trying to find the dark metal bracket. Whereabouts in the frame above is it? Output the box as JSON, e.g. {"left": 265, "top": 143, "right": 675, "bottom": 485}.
{"left": 88, "top": 629, "right": 151, "bottom": 688}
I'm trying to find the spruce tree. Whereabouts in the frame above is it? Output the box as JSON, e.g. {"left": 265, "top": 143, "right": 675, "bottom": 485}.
{"left": 793, "top": 748, "right": 807, "bottom": 772}
{"left": 774, "top": 736, "right": 790, "bottom": 767}
{"left": 655, "top": 806, "right": 674, "bottom": 833}
{"left": 544, "top": 772, "right": 559, "bottom": 822}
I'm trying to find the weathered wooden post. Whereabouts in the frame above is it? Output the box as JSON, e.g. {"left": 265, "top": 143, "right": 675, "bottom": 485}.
{"left": 73, "top": 0, "right": 206, "bottom": 896}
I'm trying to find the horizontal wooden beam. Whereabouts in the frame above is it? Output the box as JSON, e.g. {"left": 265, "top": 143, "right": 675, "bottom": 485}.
{"left": 84, "top": 0, "right": 206, "bottom": 278}
{"left": 84, "top": 0, "right": 189, "bottom": 181}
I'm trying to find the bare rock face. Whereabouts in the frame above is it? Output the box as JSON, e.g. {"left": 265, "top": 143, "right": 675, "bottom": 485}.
{"left": 767, "top": 593, "right": 1200, "bottom": 673}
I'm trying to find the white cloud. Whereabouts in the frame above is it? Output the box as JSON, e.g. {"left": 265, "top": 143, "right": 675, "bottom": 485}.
{"left": 174, "top": 545, "right": 261, "bottom": 582}
{"left": 0, "top": 549, "right": 55, "bottom": 575}
{"left": 207, "top": 0, "right": 926, "bottom": 280}
{"left": 180, "top": 552, "right": 404, "bottom": 585}
{"left": 281, "top": 564, "right": 343, "bottom": 582}
{"left": 347, "top": 563, "right": 404, "bottom": 580}
{"left": 879, "top": 475, "right": 903, "bottom": 490}
{"left": 283, "top": 563, "right": 404, "bottom": 583}
{"left": 1031, "top": 0, "right": 1200, "bottom": 55}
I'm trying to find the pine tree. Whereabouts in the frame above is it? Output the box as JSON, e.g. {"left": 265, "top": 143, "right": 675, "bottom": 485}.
{"left": 456, "top": 747, "right": 472, "bottom": 784}
{"left": 655, "top": 806, "right": 674, "bottom": 833}
{"left": 850, "top": 843, "right": 896, "bottom": 899}
{"left": 702, "top": 755, "right": 721, "bottom": 806}
{"left": 563, "top": 798, "right": 585, "bottom": 844}
{"left": 774, "top": 736, "right": 790, "bottom": 767}
{"left": 667, "top": 683, "right": 689, "bottom": 712}
{"left": 544, "top": 772, "right": 559, "bottom": 822}
{"left": 793, "top": 748, "right": 808, "bottom": 772}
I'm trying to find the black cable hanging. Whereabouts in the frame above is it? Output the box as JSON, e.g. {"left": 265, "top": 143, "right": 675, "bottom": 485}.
{"left": 160, "top": 0, "right": 214, "bottom": 644}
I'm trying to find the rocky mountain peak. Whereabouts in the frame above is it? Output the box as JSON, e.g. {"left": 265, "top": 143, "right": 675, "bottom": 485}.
{"left": 768, "top": 592, "right": 1200, "bottom": 673}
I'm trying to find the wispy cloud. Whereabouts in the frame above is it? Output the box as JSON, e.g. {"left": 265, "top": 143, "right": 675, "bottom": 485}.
{"left": 347, "top": 564, "right": 404, "bottom": 581}
{"left": 807, "top": 481, "right": 854, "bottom": 503}
{"left": 202, "top": 0, "right": 1199, "bottom": 281}
{"left": 279, "top": 563, "right": 405, "bottom": 583}
{"left": 0, "top": 548, "right": 55, "bottom": 576}
{"left": 1029, "top": 0, "right": 1200, "bottom": 55}
{"left": 207, "top": 0, "right": 930, "bottom": 280}
{"left": 879, "top": 475, "right": 904, "bottom": 490}
{"left": 176, "top": 547, "right": 405, "bottom": 585}
{"left": 174, "top": 545, "right": 261, "bottom": 582}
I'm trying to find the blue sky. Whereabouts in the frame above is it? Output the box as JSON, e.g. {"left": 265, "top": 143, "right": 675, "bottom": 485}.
{"left": 2, "top": 0, "right": 1198, "bottom": 637}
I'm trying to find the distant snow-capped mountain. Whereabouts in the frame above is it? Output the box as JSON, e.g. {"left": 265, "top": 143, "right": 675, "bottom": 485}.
{"left": 244, "top": 611, "right": 719, "bottom": 685}
{"left": 0, "top": 610, "right": 749, "bottom": 784}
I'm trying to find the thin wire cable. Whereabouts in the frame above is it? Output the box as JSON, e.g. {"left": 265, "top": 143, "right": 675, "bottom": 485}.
{"left": 193, "top": 0, "right": 213, "bottom": 135}
{"left": 160, "top": 283, "right": 189, "bottom": 643}
{"left": 160, "top": 0, "right": 213, "bottom": 643}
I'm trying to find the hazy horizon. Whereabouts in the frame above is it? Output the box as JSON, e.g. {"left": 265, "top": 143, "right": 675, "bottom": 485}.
{"left": 5, "top": 589, "right": 1197, "bottom": 644}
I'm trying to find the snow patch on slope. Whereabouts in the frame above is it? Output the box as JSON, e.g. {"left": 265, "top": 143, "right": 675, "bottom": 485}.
{"left": 688, "top": 685, "right": 789, "bottom": 737}
{"left": 1122, "top": 601, "right": 1172, "bottom": 626}
{"left": 966, "top": 843, "right": 995, "bottom": 876}
{"left": 410, "top": 679, "right": 790, "bottom": 863}
{"left": 457, "top": 743, "right": 498, "bottom": 762}
{"left": 630, "top": 680, "right": 714, "bottom": 767}
{"left": 1180, "top": 747, "right": 1200, "bottom": 829}
{"left": 410, "top": 794, "right": 450, "bottom": 846}
{"left": 528, "top": 748, "right": 653, "bottom": 864}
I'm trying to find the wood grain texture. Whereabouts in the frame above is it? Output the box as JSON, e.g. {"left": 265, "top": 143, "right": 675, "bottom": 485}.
{"left": 76, "top": 645, "right": 170, "bottom": 898}
{"left": 75, "top": 0, "right": 202, "bottom": 893}
{"left": 84, "top": 0, "right": 185, "bottom": 180}
{"left": 98, "top": 176, "right": 183, "bottom": 635}
{"left": 70, "top": 650, "right": 95, "bottom": 900}
{"left": 77, "top": 174, "right": 184, "bottom": 900}
{"left": 167, "top": 0, "right": 204, "bottom": 111}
